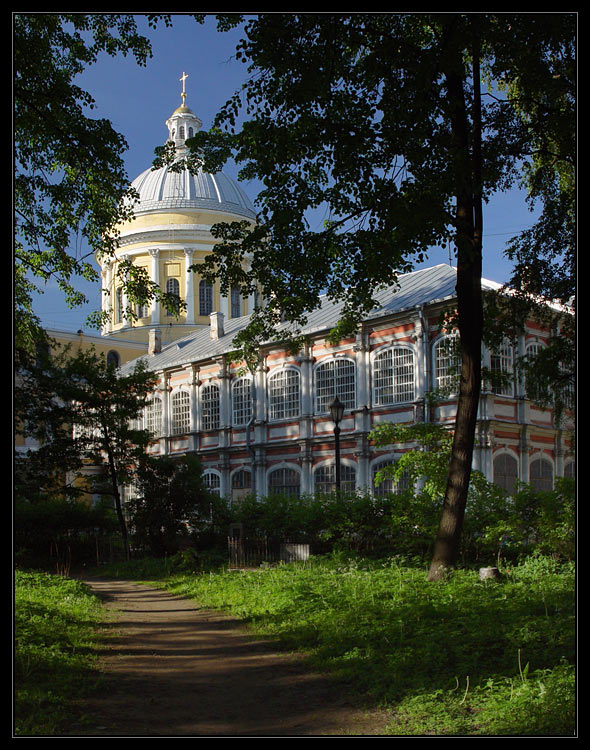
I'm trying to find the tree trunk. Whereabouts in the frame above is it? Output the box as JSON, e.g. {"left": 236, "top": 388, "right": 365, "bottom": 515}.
{"left": 428, "top": 20, "right": 483, "bottom": 581}
{"left": 103, "top": 429, "right": 130, "bottom": 561}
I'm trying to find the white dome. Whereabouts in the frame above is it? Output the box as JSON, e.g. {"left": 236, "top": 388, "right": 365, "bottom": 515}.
{"left": 130, "top": 164, "right": 256, "bottom": 220}
{"left": 128, "top": 93, "right": 256, "bottom": 222}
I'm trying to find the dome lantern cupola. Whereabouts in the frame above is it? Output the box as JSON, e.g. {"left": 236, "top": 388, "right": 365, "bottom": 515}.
{"left": 165, "top": 72, "right": 202, "bottom": 155}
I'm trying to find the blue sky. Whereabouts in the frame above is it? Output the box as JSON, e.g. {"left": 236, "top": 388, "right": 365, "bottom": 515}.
{"left": 31, "top": 13, "right": 540, "bottom": 333}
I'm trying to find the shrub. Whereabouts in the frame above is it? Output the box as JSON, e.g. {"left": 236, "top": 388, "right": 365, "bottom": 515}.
{"left": 14, "top": 497, "right": 118, "bottom": 571}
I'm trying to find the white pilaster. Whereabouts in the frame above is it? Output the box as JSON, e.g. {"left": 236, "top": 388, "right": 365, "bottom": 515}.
{"left": 184, "top": 248, "right": 195, "bottom": 323}
{"left": 149, "top": 248, "right": 160, "bottom": 324}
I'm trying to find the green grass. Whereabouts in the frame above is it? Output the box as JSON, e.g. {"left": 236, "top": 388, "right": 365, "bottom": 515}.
{"left": 14, "top": 570, "right": 107, "bottom": 736}
{"left": 110, "top": 552, "right": 576, "bottom": 736}
{"left": 16, "top": 554, "right": 576, "bottom": 736}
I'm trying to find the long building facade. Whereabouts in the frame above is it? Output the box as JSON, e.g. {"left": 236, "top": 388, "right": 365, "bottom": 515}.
{"left": 119, "top": 263, "right": 574, "bottom": 503}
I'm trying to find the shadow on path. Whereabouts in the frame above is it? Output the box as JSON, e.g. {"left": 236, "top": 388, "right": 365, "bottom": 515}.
{"left": 70, "top": 578, "right": 391, "bottom": 737}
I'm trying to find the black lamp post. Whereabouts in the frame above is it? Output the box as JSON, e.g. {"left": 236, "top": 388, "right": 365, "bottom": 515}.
{"left": 329, "top": 396, "right": 345, "bottom": 492}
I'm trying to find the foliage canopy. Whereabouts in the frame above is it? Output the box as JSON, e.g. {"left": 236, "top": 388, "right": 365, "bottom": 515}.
{"left": 14, "top": 13, "right": 179, "bottom": 350}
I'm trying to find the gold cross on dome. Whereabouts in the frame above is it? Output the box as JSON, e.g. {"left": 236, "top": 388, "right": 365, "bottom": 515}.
{"left": 180, "top": 72, "right": 188, "bottom": 104}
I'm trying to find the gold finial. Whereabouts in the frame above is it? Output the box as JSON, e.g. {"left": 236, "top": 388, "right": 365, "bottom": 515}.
{"left": 180, "top": 71, "right": 188, "bottom": 105}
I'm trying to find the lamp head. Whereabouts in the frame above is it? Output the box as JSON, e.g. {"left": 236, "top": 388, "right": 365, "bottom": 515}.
{"left": 329, "top": 395, "right": 345, "bottom": 425}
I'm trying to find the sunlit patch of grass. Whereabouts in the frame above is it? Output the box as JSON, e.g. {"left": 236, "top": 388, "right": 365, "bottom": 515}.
{"left": 146, "top": 553, "right": 575, "bottom": 736}
{"left": 14, "top": 570, "right": 106, "bottom": 736}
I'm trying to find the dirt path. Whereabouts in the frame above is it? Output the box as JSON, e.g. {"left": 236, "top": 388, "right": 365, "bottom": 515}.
{"left": 70, "top": 578, "right": 392, "bottom": 737}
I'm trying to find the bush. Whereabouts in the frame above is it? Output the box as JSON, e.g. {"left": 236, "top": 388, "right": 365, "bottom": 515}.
{"left": 225, "top": 474, "right": 575, "bottom": 566}
{"left": 14, "top": 497, "right": 118, "bottom": 571}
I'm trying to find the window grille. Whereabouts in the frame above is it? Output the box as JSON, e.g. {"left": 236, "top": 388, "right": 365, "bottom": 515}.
{"left": 268, "top": 369, "right": 300, "bottom": 420}
{"left": 268, "top": 467, "right": 301, "bottom": 497}
{"left": 136, "top": 302, "right": 149, "bottom": 319}
{"left": 232, "top": 378, "right": 252, "bottom": 426}
{"left": 165, "top": 277, "right": 181, "bottom": 314}
{"left": 166, "top": 278, "right": 179, "bottom": 295}
{"left": 171, "top": 391, "right": 190, "bottom": 435}
{"left": 524, "top": 341, "right": 545, "bottom": 402}
{"left": 525, "top": 341, "right": 574, "bottom": 410}
{"left": 530, "top": 457, "right": 553, "bottom": 492}
{"left": 372, "top": 459, "right": 410, "bottom": 497}
{"left": 314, "top": 358, "right": 356, "bottom": 413}
{"left": 560, "top": 362, "right": 575, "bottom": 410}
{"left": 434, "top": 335, "right": 460, "bottom": 392}
{"left": 314, "top": 463, "right": 356, "bottom": 494}
{"left": 232, "top": 469, "right": 252, "bottom": 489}
{"left": 203, "top": 471, "right": 221, "bottom": 495}
{"left": 373, "top": 348, "right": 415, "bottom": 405}
{"left": 493, "top": 453, "right": 518, "bottom": 494}
{"left": 230, "top": 287, "right": 241, "bottom": 318}
{"left": 146, "top": 396, "right": 162, "bottom": 437}
{"left": 199, "top": 279, "right": 213, "bottom": 316}
{"left": 490, "top": 341, "right": 514, "bottom": 397}
{"left": 201, "top": 383, "right": 220, "bottom": 431}
{"left": 115, "top": 287, "right": 123, "bottom": 324}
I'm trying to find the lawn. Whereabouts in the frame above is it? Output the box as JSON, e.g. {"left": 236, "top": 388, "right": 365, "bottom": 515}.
{"left": 14, "top": 570, "right": 107, "bottom": 736}
{"left": 15, "top": 553, "right": 576, "bottom": 736}
{"left": 111, "top": 551, "right": 576, "bottom": 735}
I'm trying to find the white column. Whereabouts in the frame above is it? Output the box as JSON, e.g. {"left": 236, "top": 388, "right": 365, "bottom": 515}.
{"left": 184, "top": 248, "right": 195, "bottom": 323}
{"left": 301, "top": 355, "right": 313, "bottom": 417}
{"left": 190, "top": 365, "right": 199, "bottom": 433}
{"left": 149, "top": 248, "right": 160, "bottom": 325}
{"left": 218, "top": 358, "right": 231, "bottom": 430}
{"left": 120, "top": 254, "right": 130, "bottom": 327}
{"left": 162, "top": 373, "right": 171, "bottom": 438}
{"left": 102, "top": 263, "right": 113, "bottom": 334}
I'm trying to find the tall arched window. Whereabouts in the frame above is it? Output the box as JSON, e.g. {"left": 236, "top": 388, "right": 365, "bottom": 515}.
{"left": 314, "top": 358, "right": 356, "bottom": 414}
{"left": 268, "top": 368, "right": 300, "bottom": 420}
{"left": 433, "top": 334, "right": 460, "bottom": 393}
{"left": 490, "top": 340, "right": 514, "bottom": 397}
{"left": 136, "top": 302, "right": 149, "bottom": 319}
{"left": 231, "top": 468, "right": 252, "bottom": 503}
{"left": 372, "top": 459, "right": 410, "bottom": 497}
{"left": 171, "top": 390, "right": 190, "bottom": 435}
{"left": 268, "top": 467, "right": 301, "bottom": 497}
{"left": 106, "top": 350, "right": 120, "bottom": 368}
{"left": 232, "top": 377, "right": 252, "bottom": 426}
{"left": 230, "top": 287, "right": 241, "bottom": 319}
{"left": 313, "top": 463, "right": 356, "bottom": 494}
{"left": 493, "top": 452, "right": 518, "bottom": 494}
{"left": 524, "top": 340, "right": 548, "bottom": 403}
{"left": 203, "top": 470, "right": 221, "bottom": 496}
{"left": 530, "top": 457, "right": 553, "bottom": 492}
{"left": 200, "top": 383, "right": 220, "bottom": 431}
{"left": 115, "top": 287, "right": 124, "bottom": 324}
{"left": 166, "top": 277, "right": 181, "bottom": 314}
{"left": 199, "top": 279, "right": 213, "bottom": 316}
{"left": 146, "top": 395, "right": 162, "bottom": 437}
{"left": 373, "top": 347, "right": 415, "bottom": 405}
{"left": 564, "top": 462, "right": 575, "bottom": 479}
